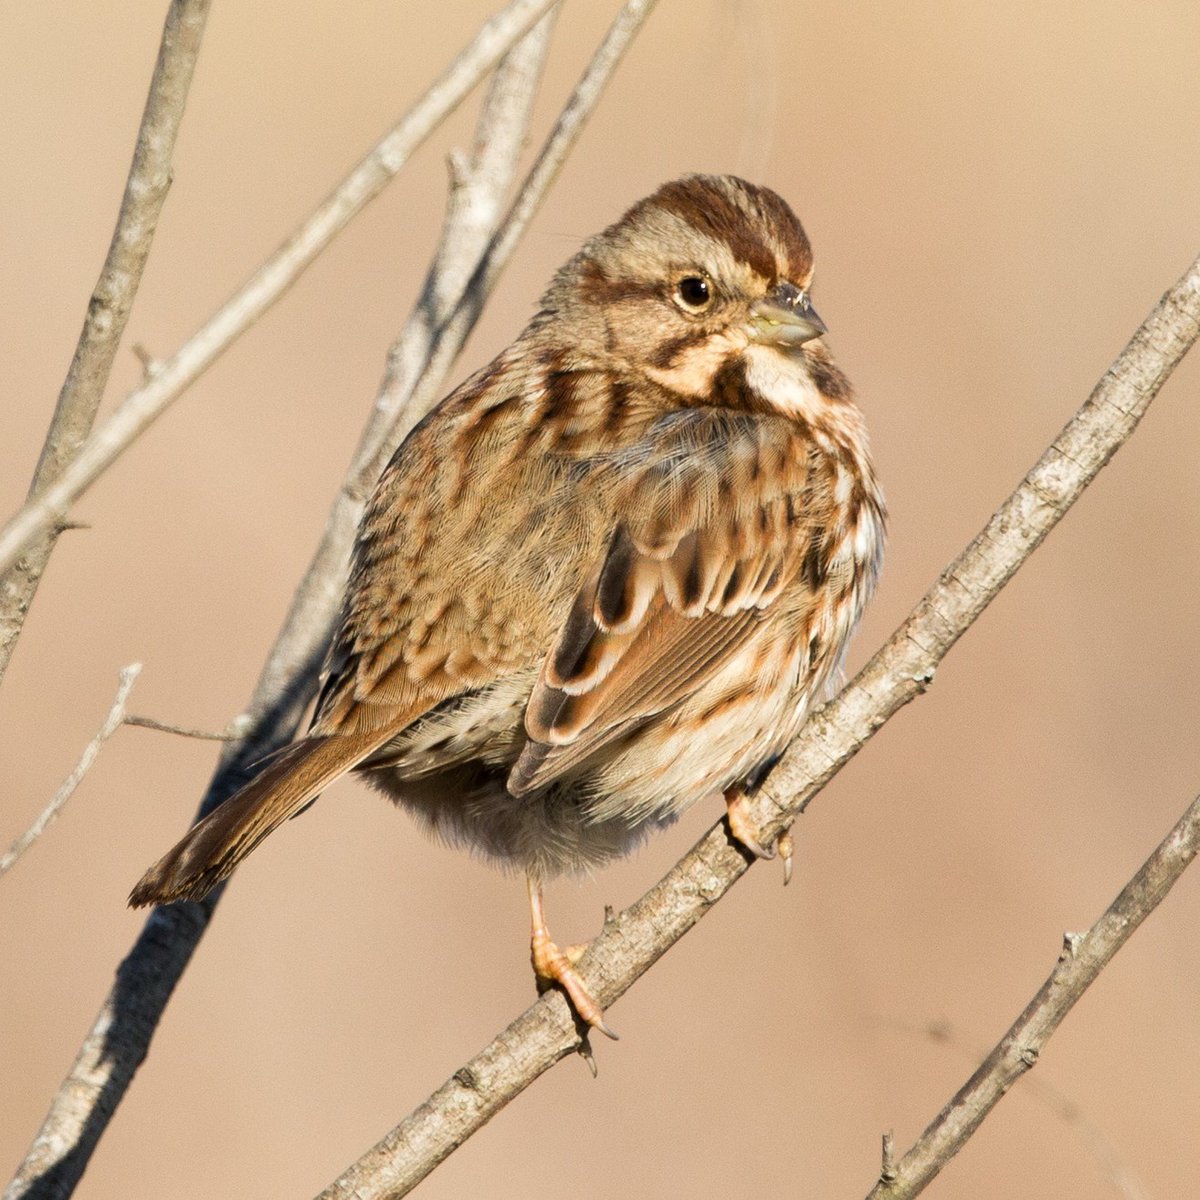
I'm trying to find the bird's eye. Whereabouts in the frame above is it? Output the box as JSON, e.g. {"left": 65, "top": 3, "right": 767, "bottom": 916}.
{"left": 674, "top": 276, "right": 712, "bottom": 311}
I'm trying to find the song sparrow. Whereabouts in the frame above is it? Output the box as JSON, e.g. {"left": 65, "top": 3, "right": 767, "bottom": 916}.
{"left": 131, "top": 175, "right": 885, "bottom": 1038}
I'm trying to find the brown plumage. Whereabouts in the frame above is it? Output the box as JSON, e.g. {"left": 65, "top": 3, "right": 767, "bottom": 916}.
{"left": 131, "top": 175, "right": 885, "bottom": 1037}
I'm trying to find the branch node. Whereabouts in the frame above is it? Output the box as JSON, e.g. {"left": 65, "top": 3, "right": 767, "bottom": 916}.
{"left": 453, "top": 1066, "right": 480, "bottom": 1091}
{"left": 446, "top": 148, "right": 471, "bottom": 191}
{"left": 911, "top": 667, "right": 936, "bottom": 692}
{"left": 131, "top": 342, "right": 163, "bottom": 380}
{"left": 880, "top": 1129, "right": 897, "bottom": 1183}
{"left": 226, "top": 711, "right": 255, "bottom": 738}
{"left": 1059, "top": 930, "right": 1083, "bottom": 962}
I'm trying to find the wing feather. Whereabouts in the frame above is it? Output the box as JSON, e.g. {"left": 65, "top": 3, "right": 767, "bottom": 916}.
{"left": 509, "top": 411, "right": 816, "bottom": 797}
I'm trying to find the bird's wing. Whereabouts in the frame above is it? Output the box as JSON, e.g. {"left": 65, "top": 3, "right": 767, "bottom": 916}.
{"left": 508, "top": 409, "right": 822, "bottom": 795}
{"left": 130, "top": 351, "right": 575, "bottom": 907}
{"left": 312, "top": 348, "right": 586, "bottom": 740}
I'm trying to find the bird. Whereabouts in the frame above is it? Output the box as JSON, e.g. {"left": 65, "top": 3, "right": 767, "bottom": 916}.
{"left": 130, "top": 174, "right": 886, "bottom": 1040}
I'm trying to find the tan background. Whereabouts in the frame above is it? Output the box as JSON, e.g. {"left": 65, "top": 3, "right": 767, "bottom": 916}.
{"left": 3, "top": 3, "right": 1200, "bottom": 1197}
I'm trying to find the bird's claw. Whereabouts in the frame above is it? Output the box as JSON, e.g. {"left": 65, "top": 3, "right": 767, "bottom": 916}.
{"left": 726, "top": 792, "right": 793, "bottom": 884}
{"left": 778, "top": 828, "right": 794, "bottom": 886}
{"left": 531, "top": 930, "right": 619, "bottom": 1041}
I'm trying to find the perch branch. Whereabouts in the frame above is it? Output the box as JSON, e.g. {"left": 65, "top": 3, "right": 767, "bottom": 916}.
{"left": 0, "top": 0, "right": 210, "bottom": 687}
{"left": 315, "top": 254, "right": 1200, "bottom": 1199}
{"left": 0, "top": 0, "right": 557, "bottom": 582}
{"left": 865, "top": 789, "right": 1200, "bottom": 1198}
{"left": 0, "top": 665, "right": 141, "bottom": 879}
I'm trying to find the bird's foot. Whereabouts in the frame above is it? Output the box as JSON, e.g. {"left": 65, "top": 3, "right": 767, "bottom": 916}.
{"left": 725, "top": 790, "right": 793, "bottom": 885}
{"left": 531, "top": 929, "right": 618, "bottom": 1040}
{"left": 527, "top": 877, "right": 617, "bottom": 1040}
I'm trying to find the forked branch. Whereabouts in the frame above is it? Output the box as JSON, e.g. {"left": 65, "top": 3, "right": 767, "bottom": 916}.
{"left": 0, "top": 0, "right": 557, "bottom": 583}
{"left": 4, "top": 5, "right": 658, "bottom": 1198}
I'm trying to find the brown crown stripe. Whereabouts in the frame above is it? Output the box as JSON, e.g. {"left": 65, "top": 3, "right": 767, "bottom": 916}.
{"left": 745, "top": 183, "right": 814, "bottom": 278}
{"left": 649, "top": 180, "right": 776, "bottom": 281}
{"left": 646, "top": 176, "right": 813, "bottom": 284}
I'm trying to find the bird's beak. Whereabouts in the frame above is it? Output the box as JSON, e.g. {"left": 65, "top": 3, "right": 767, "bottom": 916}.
{"left": 748, "top": 281, "right": 827, "bottom": 347}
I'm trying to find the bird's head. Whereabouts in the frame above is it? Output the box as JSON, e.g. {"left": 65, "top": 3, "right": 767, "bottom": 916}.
{"left": 543, "top": 174, "right": 841, "bottom": 418}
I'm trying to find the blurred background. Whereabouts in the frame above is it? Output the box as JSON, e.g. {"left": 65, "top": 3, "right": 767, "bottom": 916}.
{"left": 3, "top": 3, "right": 1199, "bottom": 1197}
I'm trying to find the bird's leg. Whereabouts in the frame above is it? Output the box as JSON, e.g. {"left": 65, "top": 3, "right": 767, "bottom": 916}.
{"left": 528, "top": 876, "right": 618, "bottom": 1040}
{"left": 725, "top": 788, "right": 793, "bottom": 884}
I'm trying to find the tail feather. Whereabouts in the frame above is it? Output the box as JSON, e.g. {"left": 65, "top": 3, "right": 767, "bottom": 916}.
{"left": 129, "top": 732, "right": 379, "bottom": 907}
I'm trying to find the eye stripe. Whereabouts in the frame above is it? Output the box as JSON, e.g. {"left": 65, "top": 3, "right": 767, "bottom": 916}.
{"left": 647, "top": 330, "right": 711, "bottom": 370}
{"left": 575, "top": 260, "right": 661, "bottom": 306}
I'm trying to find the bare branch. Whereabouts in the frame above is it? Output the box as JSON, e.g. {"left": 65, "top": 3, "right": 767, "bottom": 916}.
{"left": 0, "top": 665, "right": 141, "bottom": 879}
{"left": 880, "top": 1132, "right": 897, "bottom": 1188}
{"left": 0, "top": 0, "right": 557, "bottom": 582}
{"left": 314, "top": 256, "right": 1200, "bottom": 1200}
{"left": 0, "top": 0, "right": 210, "bottom": 687}
{"left": 866, "top": 789, "right": 1200, "bottom": 1198}
{"left": 3, "top": 6, "right": 662, "bottom": 1196}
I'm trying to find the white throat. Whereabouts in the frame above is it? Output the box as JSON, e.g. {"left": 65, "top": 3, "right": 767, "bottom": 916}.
{"left": 742, "top": 344, "right": 828, "bottom": 422}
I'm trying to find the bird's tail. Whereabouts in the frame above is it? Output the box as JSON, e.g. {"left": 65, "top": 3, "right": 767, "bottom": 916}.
{"left": 129, "top": 732, "right": 378, "bottom": 907}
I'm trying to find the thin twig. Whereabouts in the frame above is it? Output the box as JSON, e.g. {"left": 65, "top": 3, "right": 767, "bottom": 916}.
{"left": 123, "top": 714, "right": 246, "bottom": 742}
{"left": 881, "top": 1018, "right": 1147, "bottom": 1200}
{"left": 315, "top": 255, "right": 1200, "bottom": 1199}
{"left": 866, "top": 791, "right": 1200, "bottom": 1198}
{"left": 0, "top": 0, "right": 557, "bottom": 582}
{"left": 0, "top": 0, "right": 210, "bottom": 688}
{"left": 0, "top": 665, "right": 141, "bottom": 879}
{"left": 3, "top": 7, "right": 650, "bottom": 1197}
